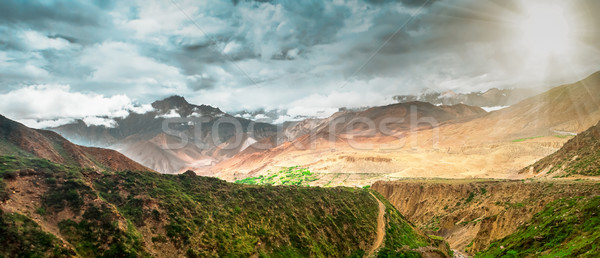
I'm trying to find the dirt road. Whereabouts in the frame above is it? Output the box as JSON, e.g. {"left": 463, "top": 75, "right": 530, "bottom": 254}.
{"left": 366, "top": 192, "right": 386, "bottom": 257}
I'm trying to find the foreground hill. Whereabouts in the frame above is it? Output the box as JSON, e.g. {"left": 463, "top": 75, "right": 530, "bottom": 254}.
{"left": 0, "top": 115, "right": 148, "bottom": 172}
{"left": 521, "top": 121, "right": 600, "bottom": 177}
{"left": 0, "top": 156, "right": 450, "bottom": 257}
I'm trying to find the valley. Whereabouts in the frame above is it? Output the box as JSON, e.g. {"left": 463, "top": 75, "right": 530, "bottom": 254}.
{"left": 3, "top": 1, "right": 600, "bottom": 257}
{"left": 0, "top": 155, "right": 451, "bottom": 257}
{"left": 3, "top": 71, "right": 592, "bottom": 257}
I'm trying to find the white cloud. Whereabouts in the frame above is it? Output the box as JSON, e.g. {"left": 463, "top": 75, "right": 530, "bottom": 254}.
{"left": 18, "top": 118, "right": 76, "bottom": 129}
{"left": 82, "top": 116, "right": 117, "bottom": 127}
{"left": 0, "top": 50, "right": 50, "bottom": 80}
{"left": 0, "top": 85, "right": 150, "bottom": 128}
{"left": 157, "top": 109, "right": 181, "bottom": 119}
{"left": 130, "top": 104, "right": 155, "bottom": 114}
{"left": 2, "top": 0, "right": 600, "bottom": 123}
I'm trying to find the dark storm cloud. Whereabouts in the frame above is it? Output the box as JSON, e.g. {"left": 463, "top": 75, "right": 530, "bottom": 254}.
{"left": 0, "top": 1, "right": 100, "bottom": 26}
{"left": 1, "top": 0, "right": 599, "bottom": 126}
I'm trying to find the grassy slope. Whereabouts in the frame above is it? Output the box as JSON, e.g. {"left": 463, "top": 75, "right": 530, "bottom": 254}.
{"left": 0, "top": 155, "right": 447, "bottom": 257}
{"left": 476, "top": 195, "right": 600, "bottom": 257}
{"left": 0, "top": 211, "right": 75, "bottom": 257}
{"left": 525, "top": 122, "right": 600, "bottom": 177}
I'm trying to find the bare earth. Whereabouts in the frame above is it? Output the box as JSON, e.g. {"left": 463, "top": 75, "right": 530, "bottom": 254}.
{"left": 366, "top": 192, "right": 386, "bottom": 258}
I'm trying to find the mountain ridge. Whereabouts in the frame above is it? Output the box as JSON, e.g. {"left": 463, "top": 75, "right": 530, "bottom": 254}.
{"left": 0, "top": 115, "right": 149, "bottom": 172}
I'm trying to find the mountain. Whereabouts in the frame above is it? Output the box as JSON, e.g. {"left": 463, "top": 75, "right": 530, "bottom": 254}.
{"left": 212, "top": 72, "right": 600, "bottom": 185}
{"left": 436, "top": 71, "right": 600, "bottom": 144}
{"left": 0, "top": 115, "right": 148, "bottom": 171}
{"left": 393, "top": 87, "right": 543, "bottom": 108}
{"left": 210, "top": 101, "right": 487, "bottom": 181}
{"left": 521, "top": 121, "right": 600, "bottom": 177}
{"left": 51, "top": 96, "right": 278, "bottom": 174}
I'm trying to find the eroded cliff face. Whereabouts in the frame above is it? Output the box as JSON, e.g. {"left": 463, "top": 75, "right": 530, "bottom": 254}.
{"left": 372, "top": 179, "right": 600, "bottom": 254}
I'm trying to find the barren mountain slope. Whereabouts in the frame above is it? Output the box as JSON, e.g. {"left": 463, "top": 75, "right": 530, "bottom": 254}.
{"left": 213, "top": 72, "right": 600, "bottom": 184}
{"left": 0, "top": 115, "right": 148, "bottom": 171}
{"left": 432, "top": 71, "right": 600, "bottom": 146}
{"left": 211, "top": 102, "right": 488, "bottom": 182}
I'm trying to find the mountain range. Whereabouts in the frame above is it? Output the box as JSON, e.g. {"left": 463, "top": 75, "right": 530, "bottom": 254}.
{"left": 51, "top": 96, "right": 277, "bottom": 174}
{"left": 2, "top": 71, "right": 600, "bottom": 257}
{"left": 393, "top": 87, "right": 544, "bottom": 108}
{"left": 211, "top": 71, "right": 600, "bottom": 184}
{"left": 45, "top": 71, "right": 600, "bottom": 186}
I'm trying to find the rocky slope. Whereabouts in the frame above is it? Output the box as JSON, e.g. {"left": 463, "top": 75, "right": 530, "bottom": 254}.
{"left": 521, "top": 121, "right": 600, "bottom": 177}
{"left": 0, "top": 115, "right": 148, "bottom": 172}
{"left": 371, "top": 179, "right": 600, "bottom": 255}
{"left": 1, "top": 117, "right": 451, "bottom": 257}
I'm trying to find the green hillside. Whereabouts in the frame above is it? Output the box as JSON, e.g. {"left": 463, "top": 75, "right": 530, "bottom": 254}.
{"left": 0, "top": 155, "right": 449, "bottom": 257}
{"left": 477, "top": 195, "right": 600, "bottom": 257}
{"left": 524, "top": 121, "right": 600, "bottom": 177}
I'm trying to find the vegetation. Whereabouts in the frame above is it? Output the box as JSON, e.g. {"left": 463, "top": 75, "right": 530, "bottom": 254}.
{"left": 0, "top": 156, "right": 449, "bottom": 257}
{"left": 477, "top": 196, "right": 600, "bottom": 257}
{"left": 371, "top": 191, "right": 449, "bottom": 257}
{"left": 526, "top": 123, "right": 600, "bottom": 177}
{"left": 234, "top": 166, "right": 318, "bottom": 186}
{"left": 511, "top": 136, "right": 544, "bottom": 142}
{"left": 511, "top": 135, "right": 573, "bottom": 142}
{"left": 58, "top": 204, "right": 147, "bottom": 257}
{"left": 0, "top": 210, "right": 74, "bottom": 257}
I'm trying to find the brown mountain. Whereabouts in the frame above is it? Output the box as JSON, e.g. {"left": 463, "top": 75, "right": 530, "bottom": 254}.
{"left": 212, "top": 72, "right": 600, "bottom": 184}
{"left": 0, "top": 115, "right": 149, "bottom": 171}
{"left": 210, "top": 102, "right": 487, "bottom": 180}
{"left": 440, "top": 71, "right": 600, "bottom": 144}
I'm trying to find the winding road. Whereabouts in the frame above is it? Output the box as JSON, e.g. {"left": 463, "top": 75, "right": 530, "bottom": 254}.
{"left": 366, "top": 192, "right": 386, "bottom": 257}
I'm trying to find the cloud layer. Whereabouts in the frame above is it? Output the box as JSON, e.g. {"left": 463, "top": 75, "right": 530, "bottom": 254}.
{"left": 1, "top": 0, "right": 599, "bottom": 127}
{"left": 0, "top": 85, "right": 152, "bottom": 128}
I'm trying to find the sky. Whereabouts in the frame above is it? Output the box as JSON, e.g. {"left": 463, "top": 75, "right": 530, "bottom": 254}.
{"left": 1, "top": 0, "right": 599, "bottom": 127}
